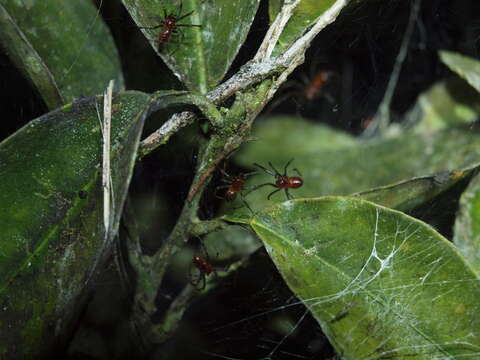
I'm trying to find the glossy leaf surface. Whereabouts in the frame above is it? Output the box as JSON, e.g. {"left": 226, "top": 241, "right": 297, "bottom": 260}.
{"left": 122, "top": 0, "right": 260, "bottom": 92}
{"left": 251, "top": 197, "right": 480, "bottom": 359}
{"left": 0, "top": 91, "right": 150, "bottom": 358}
{"left": 0, "top": 0, "right": 124, "bottom": 105}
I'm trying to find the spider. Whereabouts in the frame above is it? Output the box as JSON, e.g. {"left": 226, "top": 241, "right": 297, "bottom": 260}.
{"left": 190, "top": 243, "right": 217, "bottom": 290}
{"left": 251, "top": 159, "right": 303, "bottom": 200}
{"left": 140, "top": 2, "right": 201, "bottom": 50}
{"left": 266, "top": 68, "right": 335, "bottom": 114}
{"left": 215, "top": 167, "right": 257, "bottom": 212}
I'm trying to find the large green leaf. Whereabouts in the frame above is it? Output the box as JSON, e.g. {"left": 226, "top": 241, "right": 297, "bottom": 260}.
{"left": 439, "top": 50, "right": 480, "bottom": 93}
{"left": 233, "top": 117, "right": 480, "bottom": 213}
{"left": 251, "top": 197, "right": 480, "bottom": 359}
{"left": 0, "top": 0, "right": 124, "bottom": 105}
{"left": 454, "top": 172, "right": 480, "bottom": 275}
{"left": 122, "top": 0, "right": 260, "bottom": 92}
{"left": 354, "top": 165, "right": 479, "bottom": 212}
{"left": 0, "top": 91, "right": 150, "bottom": 358}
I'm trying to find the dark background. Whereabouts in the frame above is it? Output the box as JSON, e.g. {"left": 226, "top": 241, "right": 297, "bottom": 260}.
{"left": 1, "top": 0, "right": 479, "bottom": 359}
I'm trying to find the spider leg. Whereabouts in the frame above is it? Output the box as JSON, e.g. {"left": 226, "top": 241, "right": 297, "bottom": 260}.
{"left": 267, "top": 188, "right": 282, "bottom": 200}
{"left": 242, "top": 171, "right": 258, "bottom": 178}
{"left": 139, "top": 24, "right": 164, "bottom": 30}
{"left": 244, "top": 182, "right": 276, "bottom": 196}
{"left": 218, "top": 167, "right": 231, "bottom": 179}
{"left": 292, "top": 167, "right": 302, "bottom": 177}
{"left": 262, "top": 90, "right": 299, "bottom": 115}
{"left": 283, "top": 158, "right": 294, "bottom": 176}
{"left": 176, "top": 10, "right": 194, "bottom": 22}
{"left": 232, "top": 192, "right": 255, "bottom": 214}
{"left": 242, "top": 198, "right": 255, "bottom": 214}
{"left": 254, "top": 163, "right": 276, "bottom": 177}
{"left": 268, "top": 161, "right": 281, "bottom": 176}
{"left": 285, "top": 189, "right": 293, "bottom": 200}
{"left": 214, "top": 185, "right": 230, "bottom": 199}
{"left": 177, "top": 1, "right": 183, "bottom": 17}
{"left": 176, "top": 23, "right": 202, "bottom": 27}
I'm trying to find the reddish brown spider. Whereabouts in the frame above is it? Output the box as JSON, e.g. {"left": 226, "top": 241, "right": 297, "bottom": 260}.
{"left": 190, "top": 243, "right": 217, "bottom": 290}
{"left": 265, "top": 69, "right": 334, "bottom": 114}
{"left": 216, "top": 168, "right": 257, "bottom": 202}
{"left": 302, "top": 70, "right": 332, "bottom": 101}
{"left": 215, "top": 168, "right": 257, "bottom": 213}
{"left": 140, "top": 3, "right": 201, "bottom": 49}
{"left": 251, "top": 159, "right": 303, "bottom": 200}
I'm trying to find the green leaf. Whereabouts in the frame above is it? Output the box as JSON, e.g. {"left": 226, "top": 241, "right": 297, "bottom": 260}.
{"left": 406, "top": 78, "right": 480, "bottom": 134}
{"left": 454, "top": 172, "right": 480, "bottom": 275}
{"left": 122, "top": 0, "right": 260, "bottom": 92}
{"left": 251, "top": 197, "right": 480, "bottom": 359}
{"left": 0, "top": 0, "right": 124, "bottom": 105}
{"left": 355, "top": 165, "right": 479, "bottom": 212}
{"left": 0, "top": 91, "right": 150, "bottom": 358}
{"left": 241, "top": 115, "right": 357, "bottom": 163}
{"left": 439, "top": 50, "right": 480, "bottom": 93}
{"left": 234, "top": 119, "right": 480, "bottom": 213}
{"left": 269, "top": 0, "right": 337, "bottom": 57}
{"left": 203, "top": 225, "right": 261, "bottom": 263}
{"left": 0, "top": 4, "right": 62, "bottom": 109}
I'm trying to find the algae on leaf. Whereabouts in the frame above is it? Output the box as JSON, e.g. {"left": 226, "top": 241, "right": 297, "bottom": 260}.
{"left": 0, "top": 91, "right": 149, "bottom": 358}
{"left": 251, "top": 197, "right": 480, "bottom": 359}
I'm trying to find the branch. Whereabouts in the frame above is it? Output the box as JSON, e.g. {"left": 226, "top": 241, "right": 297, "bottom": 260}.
{"left": 131, "top": 0, "right": 351, "bottom": 347}
{"left": 139, "top": 0, "right": 349, "bottom": 158}
{"left": 364, "top": 0, "right": 422, "bottom": 136}
{"left": 150, "top": 255, "right": 254, "bottom": 343}
{"left": 139, "top": 59, "right": 281, "bottom": 159}
{"left": 254, "top": 0, "right": 301, "bottom": 61}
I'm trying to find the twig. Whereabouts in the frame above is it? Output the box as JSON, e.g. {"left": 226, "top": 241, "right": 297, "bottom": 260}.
{"left": 254, "top": 0, "right": 301, "bottom": 61}
{"left": 100, "top": 80, "right": 114, "bottom": 236}
{"left": 139, "top": 59, "right": 280, "bottom": 158}
{"left": 364, "top": 0, "right": 422, "bottom": 136}
{"left": 140, "top": 0, "right": 349, "bottom": 159}
{"left": 151, "top": 256, "right": 253, "bottom": 343}
{"left": 280, "top": 0, "right": 350, "bottom": 63}
{"left": 132, "top": 0, "right": 351, "bottom": 347}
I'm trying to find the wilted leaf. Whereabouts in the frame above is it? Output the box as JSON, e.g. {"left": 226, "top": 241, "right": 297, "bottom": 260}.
{"left": 122, "top": 0, "right": 260, "bottom": 92}
{"left": 0, "top": 0, "right": 124, "bottom": 105}
{"left": 252, "top": 197, "right": 480, "bottom": 359}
